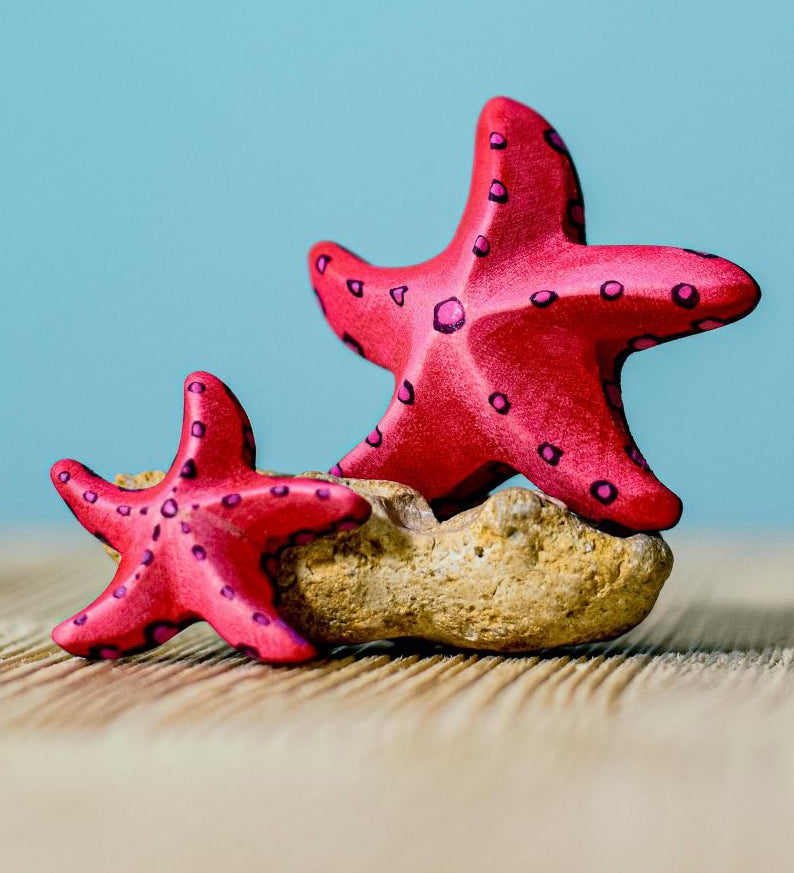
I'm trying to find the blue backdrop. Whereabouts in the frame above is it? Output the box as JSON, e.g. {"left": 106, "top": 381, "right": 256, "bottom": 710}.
{"left": 1, "top": 1, "right": 791, "bottom": 527}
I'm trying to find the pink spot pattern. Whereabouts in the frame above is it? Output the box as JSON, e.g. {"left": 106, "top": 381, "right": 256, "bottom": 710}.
{"left": 307, "top": 96, "right": 760, "bottom": 532}
{"left": 49, "top": 372, "right": 372, "bottom": 664}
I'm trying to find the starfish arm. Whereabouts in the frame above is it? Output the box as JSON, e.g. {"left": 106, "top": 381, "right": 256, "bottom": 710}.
{"left": 510, "top": 244, "right": 760, "bottom": 343}
{"left": 331, "top": 369, "right": 510, "bottom": 516}
{"left": 50, "top": 459, "right": 148, "bottom": 552}
{"left": 51, "top": 553, "right": 193, "bottom": 659}
{"left": 466, "top": 320, "right": 682, "bottom": 531}
{"left": 308, "top": 242, "right": 418, "bottom": 371}
{"left": 202, "top": 475, "right": 371, "bottom": 542}
{"left": 181, "top": 535, "right": 316, "bottom": 663}
{"left": 173, "top": 371, "right": 257, "bottom": 482}
{"left": 447, "top": 95, "right": 585, "bottom": 275}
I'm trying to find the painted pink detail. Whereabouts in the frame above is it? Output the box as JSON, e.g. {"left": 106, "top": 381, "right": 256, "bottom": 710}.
{"left": 397, "top": 383, "right": 412, "bottom": 402}
{"left": 489, "top": 180, "right": 507, "bottom": 202}
{"left": 435, "top": 298, "right": 465, "bottom": 328}
{"left": 697, "top": 318, "right": 725, "bottom": 331}
{"left": 601, "top": 280, "right": 624, "bottom": 299}
{"left": 50, "top": 372, "right": 371, "bottom": 663}
{"left": 308, "top": 96, "right": 760, "bottom": 531}
{"left": 492, "top": 394, "right": 507, "bottom": 411}
{"left": 152, "top": 625, "right": 179, "bottom": 644}
{"left": 337, "top": 521, "right": 359, "bottom": 531}
{"left": 531, "top": 290, "right": 555, "bottom": 306}
{"left": 473, "top": 234, "right": 490, "bottom": 257}
{"left": 547, "top": 130, "right": 567, "bottom": 151}
{"left": 390, "top": 286, "right": 407, "bottom": 306}
{"left": 605, "top": 383, "right": 623, "bottom": 409}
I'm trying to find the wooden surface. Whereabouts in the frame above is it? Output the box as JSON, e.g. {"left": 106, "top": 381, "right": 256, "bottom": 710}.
{"left": 0, "top": 528, "right": 792, "bottom": 872}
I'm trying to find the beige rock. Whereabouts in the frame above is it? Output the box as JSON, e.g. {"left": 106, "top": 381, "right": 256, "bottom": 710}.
{"left": 114, "top": 470, "right": 672, "bottom": 652}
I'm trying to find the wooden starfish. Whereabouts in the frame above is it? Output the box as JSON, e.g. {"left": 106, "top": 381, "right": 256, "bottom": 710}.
{"left": 50, "top": 372, "right": 371, "bottom": 662}
{"left": 309, "top": 96, "right": 760, "bottom": 531}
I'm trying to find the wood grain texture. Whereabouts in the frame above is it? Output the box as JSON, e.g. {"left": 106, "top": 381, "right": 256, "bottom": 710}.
{"left": 0, "top": 528, "right": 792, "bottom": 873}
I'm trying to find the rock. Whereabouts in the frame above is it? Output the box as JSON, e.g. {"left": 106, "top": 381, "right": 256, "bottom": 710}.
{"left": 114, "top": 470, "right": 673, "bottom": 653}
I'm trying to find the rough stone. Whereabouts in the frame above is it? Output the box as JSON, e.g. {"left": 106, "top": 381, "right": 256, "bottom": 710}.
{"left": 114, "top": 470, "right": 673, "bottom": 653}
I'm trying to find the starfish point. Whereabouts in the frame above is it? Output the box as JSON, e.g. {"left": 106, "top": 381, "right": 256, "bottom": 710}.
{"left": 50, "top": 372, "right": 371, "bottom": 662}
{"left": 309, "top": 96, "right": 760, "bottom": 531}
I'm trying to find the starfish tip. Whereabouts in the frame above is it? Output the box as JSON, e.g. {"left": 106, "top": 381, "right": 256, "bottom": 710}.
{"left": 618, "top": 488, "right": 684, "bottom": 533}
{"left": 183, "top": 370, "right": 218, "bottom": 394}
{"left": 50, "top": 458, "right": 76, "bottom": 488}
{"left": 51, "top": 618, "right": 83, "bottom": 655}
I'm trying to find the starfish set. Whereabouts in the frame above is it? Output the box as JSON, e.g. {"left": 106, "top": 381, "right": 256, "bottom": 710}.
{"left": 52, "top": 97, "right": 759, "bottom": 663}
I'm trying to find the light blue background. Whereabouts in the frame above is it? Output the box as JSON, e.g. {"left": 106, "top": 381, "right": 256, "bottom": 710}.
{"left": 1, "top": 1, "right": 791, "bottom": 528}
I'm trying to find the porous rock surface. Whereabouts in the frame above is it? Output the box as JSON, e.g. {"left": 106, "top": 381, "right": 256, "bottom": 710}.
{"left": 115, "top": 470, "right": 673, "bottom": 653}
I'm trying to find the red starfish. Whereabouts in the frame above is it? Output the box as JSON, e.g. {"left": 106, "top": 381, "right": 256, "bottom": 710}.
{"left": 50, "top": 372, "right": 371, "bottom": 662}
{"left": 309, "top": 97, "right": 759, "bottom": 531}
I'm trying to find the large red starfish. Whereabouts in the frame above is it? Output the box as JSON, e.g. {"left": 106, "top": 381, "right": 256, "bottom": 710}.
{"left": 50, "top": 372, "right": 371, "bottom": 662}
{"left": 309, "top": 96, "right": 760, "bottom": 531}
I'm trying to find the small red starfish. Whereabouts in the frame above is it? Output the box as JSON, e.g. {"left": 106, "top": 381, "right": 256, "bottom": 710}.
{"left": 50, "top": 372, "right": 371, "bottom": 662}
{"left": 309, "top": 96, "right": 760, "bottom": 531}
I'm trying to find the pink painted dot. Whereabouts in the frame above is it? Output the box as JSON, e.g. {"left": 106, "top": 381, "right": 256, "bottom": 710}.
{"left": 330, "top": 463, "right": 343, "bottom": 477}
{"left": 117, "top": 505, "right": 131, "bottom": 516}
{"left": 315, "top": 487, "right": 331, "bottom": 500}
{"left": 600, "top": 280, "right": 624, "bottom": 300}
{"left": 542, "top": 447, "right": 555, "bottom": 461}
{"left": 99, "top": 646, "right": 121, "bottom": 660}
{"left": 697, "top": 318, "right": 724, "bottom": 331}
{"left": 270, "top": 484, "right": 289, "bottom": 497}
{"left": 492, "top": 394, "right": 507, "bottom": 410}
{"left": 605, "top": 383, "right": 623, "bottom": 409}
{"left": 488, "top": 180, "right": 507, "bottom": 203}
{"left": 191, "top": 421, "right": 205, "bottom": 438}
{"left": 390, "top": 285, "right": 407, "bottom": 306}
{"left": 112, "top": 585, "right": 127, "bottom": 599}
{"left": 398, "top": 383, "right": 412, "bottom": 402}
{"left": 253, "top": 612, "right": 271, "bottom": 626}
{"left": 220, "top": 586, "right": 235, "bottom": 599}
{"left": 315, "top": 254, "right": 331, "bottom": 274}
{"left": 58, "top": 471, "right": 70, "bottom": 483}
{"left": 83, "top": 491, "right": 97, "bottom": 504}
{"left": 192, "top": 545, "right": 206, "bottom": 560}
{"left": 153, "top": 625, "right": 179, "bottom": 644}
{"left": 632, "top": 337, "right": 658, "bottom": 351}
{"left": 433, "top": 297, "right": 466, "bottom": 332}
{"left": 74, "top": 614, "right": 88, "bottom": 626}
{"left": 490, "top": 132, "right": 506, "bottom": 149}
{"left": 473, "top": 235, "right": 490, "bottom": 257}
{"left": 546, "top": 130, "right": 567, "bottom": 152}
{"left": 597, "top": 484, "right": 612, "bottom": 500}
{"left": 530, "top": 289, "right": 559, "bottom": 308}
{"left": 187, "top": 381, "right": 205, "bottom": 393}
{"left": 337, "top": 520, "right": 359, "bottom": 531}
